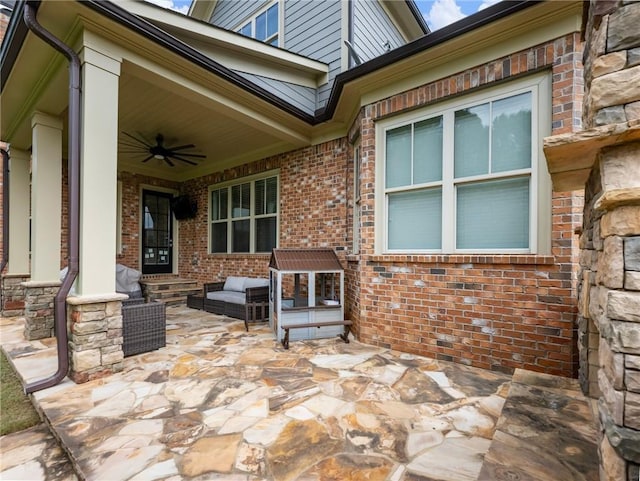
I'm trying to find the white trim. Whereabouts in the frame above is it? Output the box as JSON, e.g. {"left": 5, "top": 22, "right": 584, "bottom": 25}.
{"left": 233, "top": 0, "right": 280, "bottom": 47}
{"left": 116, "top": 180, "right": 123, "bottom": 255}
{"left": 375, "top": 72, "right": 552, "bottom": 255}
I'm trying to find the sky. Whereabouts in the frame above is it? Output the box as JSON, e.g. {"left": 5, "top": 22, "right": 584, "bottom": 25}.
{"left": 147, "top": 0, "right": 502, "bottom": 32}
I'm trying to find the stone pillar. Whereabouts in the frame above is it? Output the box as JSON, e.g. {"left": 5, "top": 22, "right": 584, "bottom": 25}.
{"left": 581, "top": 2, "right": 640, "bottom": 479}
{"left": 1, "top": 274, "right": 30, "bottom": 317}
{"left": 66, "top": 294, "right": 127, "bottom": 383}
{"left": 1, "top": 149, "right": 31, "bottom": 316}
{"left": 24, "top": 114, "right": 63, "bottom": 339}
{"left": 64, "top": 37, "right": 124, "bottom": 383}
{"left": 544, "top": 2, "right": 640, "bottom": 479}
{"left": 22, "top": 281, "right": 60, "bottom": 340}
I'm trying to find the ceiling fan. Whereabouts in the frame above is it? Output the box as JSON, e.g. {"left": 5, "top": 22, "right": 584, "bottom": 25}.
{"left": 119, "top": 132, "right": 206, "bottom": 167}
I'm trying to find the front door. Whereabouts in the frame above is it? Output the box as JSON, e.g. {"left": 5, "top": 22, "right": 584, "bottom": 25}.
{"left": 142, "top": 190, "right": 173, "bottom": 274}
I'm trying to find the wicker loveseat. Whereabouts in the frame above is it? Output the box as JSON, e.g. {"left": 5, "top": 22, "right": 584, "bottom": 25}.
{"left": 204, "top": 276, "right": 269, "bottom": 329}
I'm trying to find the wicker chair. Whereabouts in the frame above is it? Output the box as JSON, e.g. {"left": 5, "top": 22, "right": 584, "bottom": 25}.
{"left": 122, "top": 298, "right": 166, "bottom": 357}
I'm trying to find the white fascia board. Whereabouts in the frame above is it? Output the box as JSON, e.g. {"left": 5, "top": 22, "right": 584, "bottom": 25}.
{"left": 118, "top": 0, "right": 328, "bottom": 87}
{"left": 380, "top": 0, "right": 425, "bottom": 42}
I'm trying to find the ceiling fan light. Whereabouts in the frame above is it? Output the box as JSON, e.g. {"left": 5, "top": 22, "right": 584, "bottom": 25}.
{"left": 153, "top": 154, "right": 165, "bottom": 160}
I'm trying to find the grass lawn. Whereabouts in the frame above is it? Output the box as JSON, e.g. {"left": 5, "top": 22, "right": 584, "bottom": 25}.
{"left": 0, "top": 350, "right": 41, "bottom": 435}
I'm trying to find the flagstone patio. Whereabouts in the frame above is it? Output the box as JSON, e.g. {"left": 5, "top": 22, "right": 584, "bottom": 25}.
{"left": 1, "top": 306, "right": 599, "bottom": 481}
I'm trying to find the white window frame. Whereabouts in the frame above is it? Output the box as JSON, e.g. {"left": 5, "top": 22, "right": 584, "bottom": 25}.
{"left": 375, "top": 73, "right": 552, "bottom": 255}
{"left": 208, "top": 171, "right": 280, "bottom": 254}
{"left": 235, "top": 1, "right": 280, "bottom": 46}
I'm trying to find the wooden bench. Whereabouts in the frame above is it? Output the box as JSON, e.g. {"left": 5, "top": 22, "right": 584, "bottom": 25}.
{"left": 281, "top": 320, "right": 353, "bottom": 349}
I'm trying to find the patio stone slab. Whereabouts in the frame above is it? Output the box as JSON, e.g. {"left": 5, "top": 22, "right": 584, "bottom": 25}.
{"left": 0, "top": 307, "right": 599, "bottom": 481}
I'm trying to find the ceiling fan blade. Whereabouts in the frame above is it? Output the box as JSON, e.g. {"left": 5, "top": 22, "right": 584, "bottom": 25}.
{"left": 170, "top": 152, "right": 206, "bottom": 158}
{"left": 141, "top": 155, "right": 154, "bottom": 163}
{"left": 119, "top": 151, "right": 150, "bottom": 155}
{"left": 166, "top": 143, "right": 195, "bottom": 151}
{"left": 122, "top": 131, "right": 151, "bottom": 147}
{"left": 164, "top": 157, "right": 175, "bottom": 167}
{"left": 118, "top": 140, "right": 148, "bottom": 149}
{"left": 169, "top": 154, "right": 198, "bottom": 166}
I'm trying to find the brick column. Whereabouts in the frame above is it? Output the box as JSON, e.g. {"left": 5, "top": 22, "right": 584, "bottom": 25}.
{"left": 66, "top": 295, "right": 127, "bottom": 383}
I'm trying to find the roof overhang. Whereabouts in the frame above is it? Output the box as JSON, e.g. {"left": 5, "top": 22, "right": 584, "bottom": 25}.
{"left": 314, "top": 0, "right": 582, "bottom": 134}
{"left": 1, "top": 0, "right": 584, "bottom": 180}
{"left": 119, "top": 0, "right": 328, "bottom": 89}
{"left": 0, "top": 0, "right": 315, "bottom": 180}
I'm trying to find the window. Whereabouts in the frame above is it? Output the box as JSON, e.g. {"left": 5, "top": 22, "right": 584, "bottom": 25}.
{"left": 236, "top": 2, "right": 279, "bottom": 46}
{"left": 378, "top": 75, "right": 550, "bottom": 254}
{"left": 210, "top": 174, "right": 279, "bottom": 253}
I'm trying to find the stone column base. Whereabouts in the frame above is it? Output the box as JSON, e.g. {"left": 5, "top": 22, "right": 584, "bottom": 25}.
{"left": 66, "top": 294, "right": 127, "bottom": 384}
{"left": 22, "top": 280, "right": 61, "bottom": 340}
{"left": 1, "top": 273, "right": 30, "bottom": 317}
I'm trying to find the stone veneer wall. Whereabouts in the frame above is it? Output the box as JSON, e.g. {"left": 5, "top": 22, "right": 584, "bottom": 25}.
{"left": 1, "top": 274, "right": 29, "bottom": 317}
{"left": 67, "top": 297, "right": 125, "bottom": 383}
{"left": 576, "top": 2, "right": 640, "bottom": 479}
{"left": 22, "top": 281, "right": 60, "bottom": 340}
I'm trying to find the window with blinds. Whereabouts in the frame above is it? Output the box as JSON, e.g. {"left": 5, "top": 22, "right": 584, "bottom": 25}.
{"left": 210, "top": 174, "right": 279, "bottom": 254}
{"left": 379, "top": 75, "right": 550, "bottom": 254}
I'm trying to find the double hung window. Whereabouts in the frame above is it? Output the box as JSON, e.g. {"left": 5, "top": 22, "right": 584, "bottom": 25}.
{"left": 237, "top": 2, "right": 279, "bottom": 46}
{"left": 379, "top": 75, "right": 550, "bottom": 254}
{"left": 210, "top": 174, "right": 279, "bottom": 254}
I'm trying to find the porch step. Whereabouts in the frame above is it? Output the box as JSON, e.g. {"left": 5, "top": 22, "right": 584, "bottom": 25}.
{"left": 140, "top": 277, "right": 200, "bottom": 306}
{"left": 476, "top": 369, "right": 599, "bottom": 480}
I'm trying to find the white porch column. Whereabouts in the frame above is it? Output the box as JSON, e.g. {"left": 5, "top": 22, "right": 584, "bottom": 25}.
{"left": 77, "top": 46, "right": 121, "bottom": 296}
{"left": 30, "top": 112, "right": 62, "bottom": 282}
{"left": 7, "top": 148, "right": 30, "bottom": 274}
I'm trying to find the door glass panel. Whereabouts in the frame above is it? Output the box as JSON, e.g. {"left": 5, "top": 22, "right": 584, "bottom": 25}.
{"left": 142, "top": 191, "right": 173, "bottom": 274}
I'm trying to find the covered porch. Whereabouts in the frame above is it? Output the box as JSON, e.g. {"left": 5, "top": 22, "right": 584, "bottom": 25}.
{"left": 0, "top": 1, "right": 322, "bottom": 384}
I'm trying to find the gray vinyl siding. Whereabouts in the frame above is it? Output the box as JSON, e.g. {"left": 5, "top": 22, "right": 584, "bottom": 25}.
{"left": 285, "top": 0, "right": 342, "bottom": 109}
{"left": 236, "top": 72, "right": 317, "bottom": 115}
{"left": 353, "top": 0, "right": 405, "bottom": 62}
{"left": 211, "top": 0, "right": 271, "bottom": 31}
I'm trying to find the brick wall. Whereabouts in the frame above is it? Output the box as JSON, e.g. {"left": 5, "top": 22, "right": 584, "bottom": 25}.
{"left": 177, "top": 139, "right": 350, "bottom": 284}
{"left": 116, "top": 32, "right": 584, "bottom": 377}
{"left": 350, "top": 33, "right": 584, "bottom": 377}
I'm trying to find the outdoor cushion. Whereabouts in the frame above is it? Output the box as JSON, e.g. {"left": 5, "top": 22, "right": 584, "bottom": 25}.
{"left": 116, "top": 264, "right": 143, "bottom": 298}
{"left": 207, "top": 290, "right": 246, "bottom": 305}
{"left": 223, "top": 276, "right": 247, "bottom": 292}
{"left": 243, "top": 277, "right": 269, "bottom": 290}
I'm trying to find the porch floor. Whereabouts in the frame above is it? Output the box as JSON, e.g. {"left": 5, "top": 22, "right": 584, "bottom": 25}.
{"left": 0, "top": 307, "right": 599, "bottom": 481}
